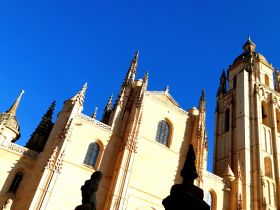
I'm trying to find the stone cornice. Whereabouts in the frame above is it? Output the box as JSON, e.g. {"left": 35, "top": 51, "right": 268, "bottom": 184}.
{"left": 204, "top": 171, "right": 224, "bottom": 184}
{"left": 0, "top": 140, "right": 38, "bottom": 159}
{"left": 76, "top": 113, "right": 112, "bottom": 132}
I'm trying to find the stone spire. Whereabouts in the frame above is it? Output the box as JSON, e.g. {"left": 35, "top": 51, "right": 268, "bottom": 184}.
{"left": 7, "top": 90, "right": 24, "bottom": 115}
{"left": 70, "top": 83, "right": 87, "bottom": 105}
{"left": 217, "top": 70, "right": 227, "bottom": 96}
{"left": 26, "top": 101, "right": 55, "bottom": 152}
{"left": 105, "top": 94, "right": 113, "bottom": 111}
{"left": 101, "top": 95, "right": 113, "bottom": 124}
{"left": 123, "top": 50, "right": 139, "bottom": 86}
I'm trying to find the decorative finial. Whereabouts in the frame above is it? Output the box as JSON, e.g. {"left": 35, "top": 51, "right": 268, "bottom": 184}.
{"left": 164, "top": 85, "right": 170, "bottom": 94}
{"left": 223, "top": 164, "right": 235, "bottom": 182}
{"left": 134, "top": 50, "right": 139, "bottom": 61}
{"left": 248, "top": 35, "right": 251, "bottom": 41}
{"left": 92, "top": 107, "right": 98, "bottom": 119}
{"left": 143, "top": 72, "right": 149, "bottom": 82}
{"left": 7, "top": 90, "right": 25, "bottom": 115}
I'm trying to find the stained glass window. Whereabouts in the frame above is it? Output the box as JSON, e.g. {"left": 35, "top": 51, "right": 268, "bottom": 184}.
{"left": 84, "top": 143, "right": 100, "bottom": 167}
{"left": 156, "top": 120, "right": 170, "bottom": 146}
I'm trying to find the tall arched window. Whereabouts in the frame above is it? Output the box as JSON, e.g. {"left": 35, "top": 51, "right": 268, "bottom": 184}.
{"left": 261, "top": 101, "right": 269, "bottom": 126}
{"left": 8, "top": 171, "right": 23, "bottom": 194}
{"left": 276, "top": 109, "right": 280, "bottom": 133}
{"left": 204, "top": 191, "right": 214, "bottom": 210}
{"left": 84, "top": 143, "right": 100, "bottom": 167}
{"left": 156, "top": 120, "right": 171, "bottom": 146}
{"left": 265, "top": 74, "right": 270, "bottom": 86}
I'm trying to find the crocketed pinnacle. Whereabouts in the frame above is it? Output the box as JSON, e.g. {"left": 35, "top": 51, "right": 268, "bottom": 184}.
{"left": 198, "top": 89, "right": 206, "bottom": 112}
{"left": 143, "top": 71, "right": 148, "bottom": 82}
{"left": 105, "top": 94, "right": 113, "bottom": 111}
{"left": 70, "top": 83, "right": 87, "bottom": 105}
{"left": 26, "top": 101, "right": 55, "bottom": 152}
{"left": 217, "top": 70, "right": 227, "bottom": 96}
{"left": 123, "top": 50, "right": 139, "bottom": 86}
{"left": 7, "top": 90, "right": 24, "bottom": 115}
{"left": 92, "top": 107, "right": 98, "bottom": 119}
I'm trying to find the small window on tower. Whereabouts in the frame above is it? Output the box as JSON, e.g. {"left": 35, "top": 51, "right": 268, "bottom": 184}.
{"left": 261, "top": 101, "right": 269, "bottom": 126}
{"left": 8, "top": 172, "right": 23, "bottom": 194}
{"left": 265, "top": 74, "right": 270, "bottom": 86}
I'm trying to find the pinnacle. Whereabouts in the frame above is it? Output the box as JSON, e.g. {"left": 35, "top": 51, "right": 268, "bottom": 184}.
{"left": 7, "top": 90, "right": 25, "bottom": 115}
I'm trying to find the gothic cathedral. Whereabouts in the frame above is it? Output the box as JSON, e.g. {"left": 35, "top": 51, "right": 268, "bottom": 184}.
{"left": 0, "top": 37, "right": 279, "bottom": 210}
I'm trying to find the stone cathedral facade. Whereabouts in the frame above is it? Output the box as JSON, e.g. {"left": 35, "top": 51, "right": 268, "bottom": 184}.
{"left": 0, "top": 37, "right": 278, "bottom": 210}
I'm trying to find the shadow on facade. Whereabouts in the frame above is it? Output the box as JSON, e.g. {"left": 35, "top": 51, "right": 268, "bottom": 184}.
{"left": 0, "top": 144, "right": 37, "bottom": 210}
{"left": 174, "top": 120, "right": 192, "bottom": 184}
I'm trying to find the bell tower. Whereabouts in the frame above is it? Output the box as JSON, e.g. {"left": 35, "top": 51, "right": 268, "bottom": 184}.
{"left": 214, "top": 37, "right": 280, "bottom": 210}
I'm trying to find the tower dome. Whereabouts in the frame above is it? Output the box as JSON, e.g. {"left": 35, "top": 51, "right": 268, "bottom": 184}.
{"left": 0, "top": 90, "right": 24, "bottom": 142}
{"left": 232, "top": 36, "right": 269, "bottom": 66}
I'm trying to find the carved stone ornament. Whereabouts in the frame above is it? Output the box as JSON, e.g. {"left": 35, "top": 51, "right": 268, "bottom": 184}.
{"left": 236, "top": 193, "right": 243, "bottom": 210}
{"left": 57, "top": 119, "right": 73, "bottom": 141}
{"left": 45, "top": 147, "right": 65, "bottom": 173}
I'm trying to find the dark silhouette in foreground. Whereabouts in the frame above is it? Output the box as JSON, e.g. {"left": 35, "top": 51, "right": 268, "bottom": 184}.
{"left": 162, "top": 144, "right": 210, "bottom": 210}
{"left": 75, "top": 171, "right": 102, "bottom": 210}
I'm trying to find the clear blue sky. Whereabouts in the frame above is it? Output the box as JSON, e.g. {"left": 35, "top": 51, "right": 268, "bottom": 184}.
{"left": 1, "top": 0, "right": 280, "bottom": 171}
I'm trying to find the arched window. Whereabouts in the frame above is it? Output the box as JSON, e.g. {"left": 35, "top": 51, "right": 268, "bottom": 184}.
{"left": 156, "top": 120, "right": 171, "bottom": 146}
{"left": 225, "top": 108, "right": 230, "bottom": 132}
{"left": 8, "top": 172, "right": 23, "bottom": 194}
{"left": 261, "top": 101, "right": 269, "bottom": 126}
{"left": 204, "top": 191, "right": 212, "bottom": 209}
{"left": 265, "top": 74, "right": 270, "bottom": 86}
{"left": 84, "top": 143, "right": 100, "bottom": 167}
{"left": 264, "top": 157, "right": 273, "bottom": 178}
{"left": 276, "top": 109, "right": 280, "bottom": 133}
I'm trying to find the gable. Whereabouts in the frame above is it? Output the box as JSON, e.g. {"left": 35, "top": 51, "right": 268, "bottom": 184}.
{"left": 145, "top": 91, "right": 182, "bottom": 109}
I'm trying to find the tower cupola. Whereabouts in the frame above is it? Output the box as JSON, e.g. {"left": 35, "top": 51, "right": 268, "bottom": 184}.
{"left": 242, "top": 36, "right": 256, "bottom": 53}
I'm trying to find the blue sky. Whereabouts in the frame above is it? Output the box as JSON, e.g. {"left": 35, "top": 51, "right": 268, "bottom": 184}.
{"left": 1, "top": 0, "right": 280, "bottom": 171}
